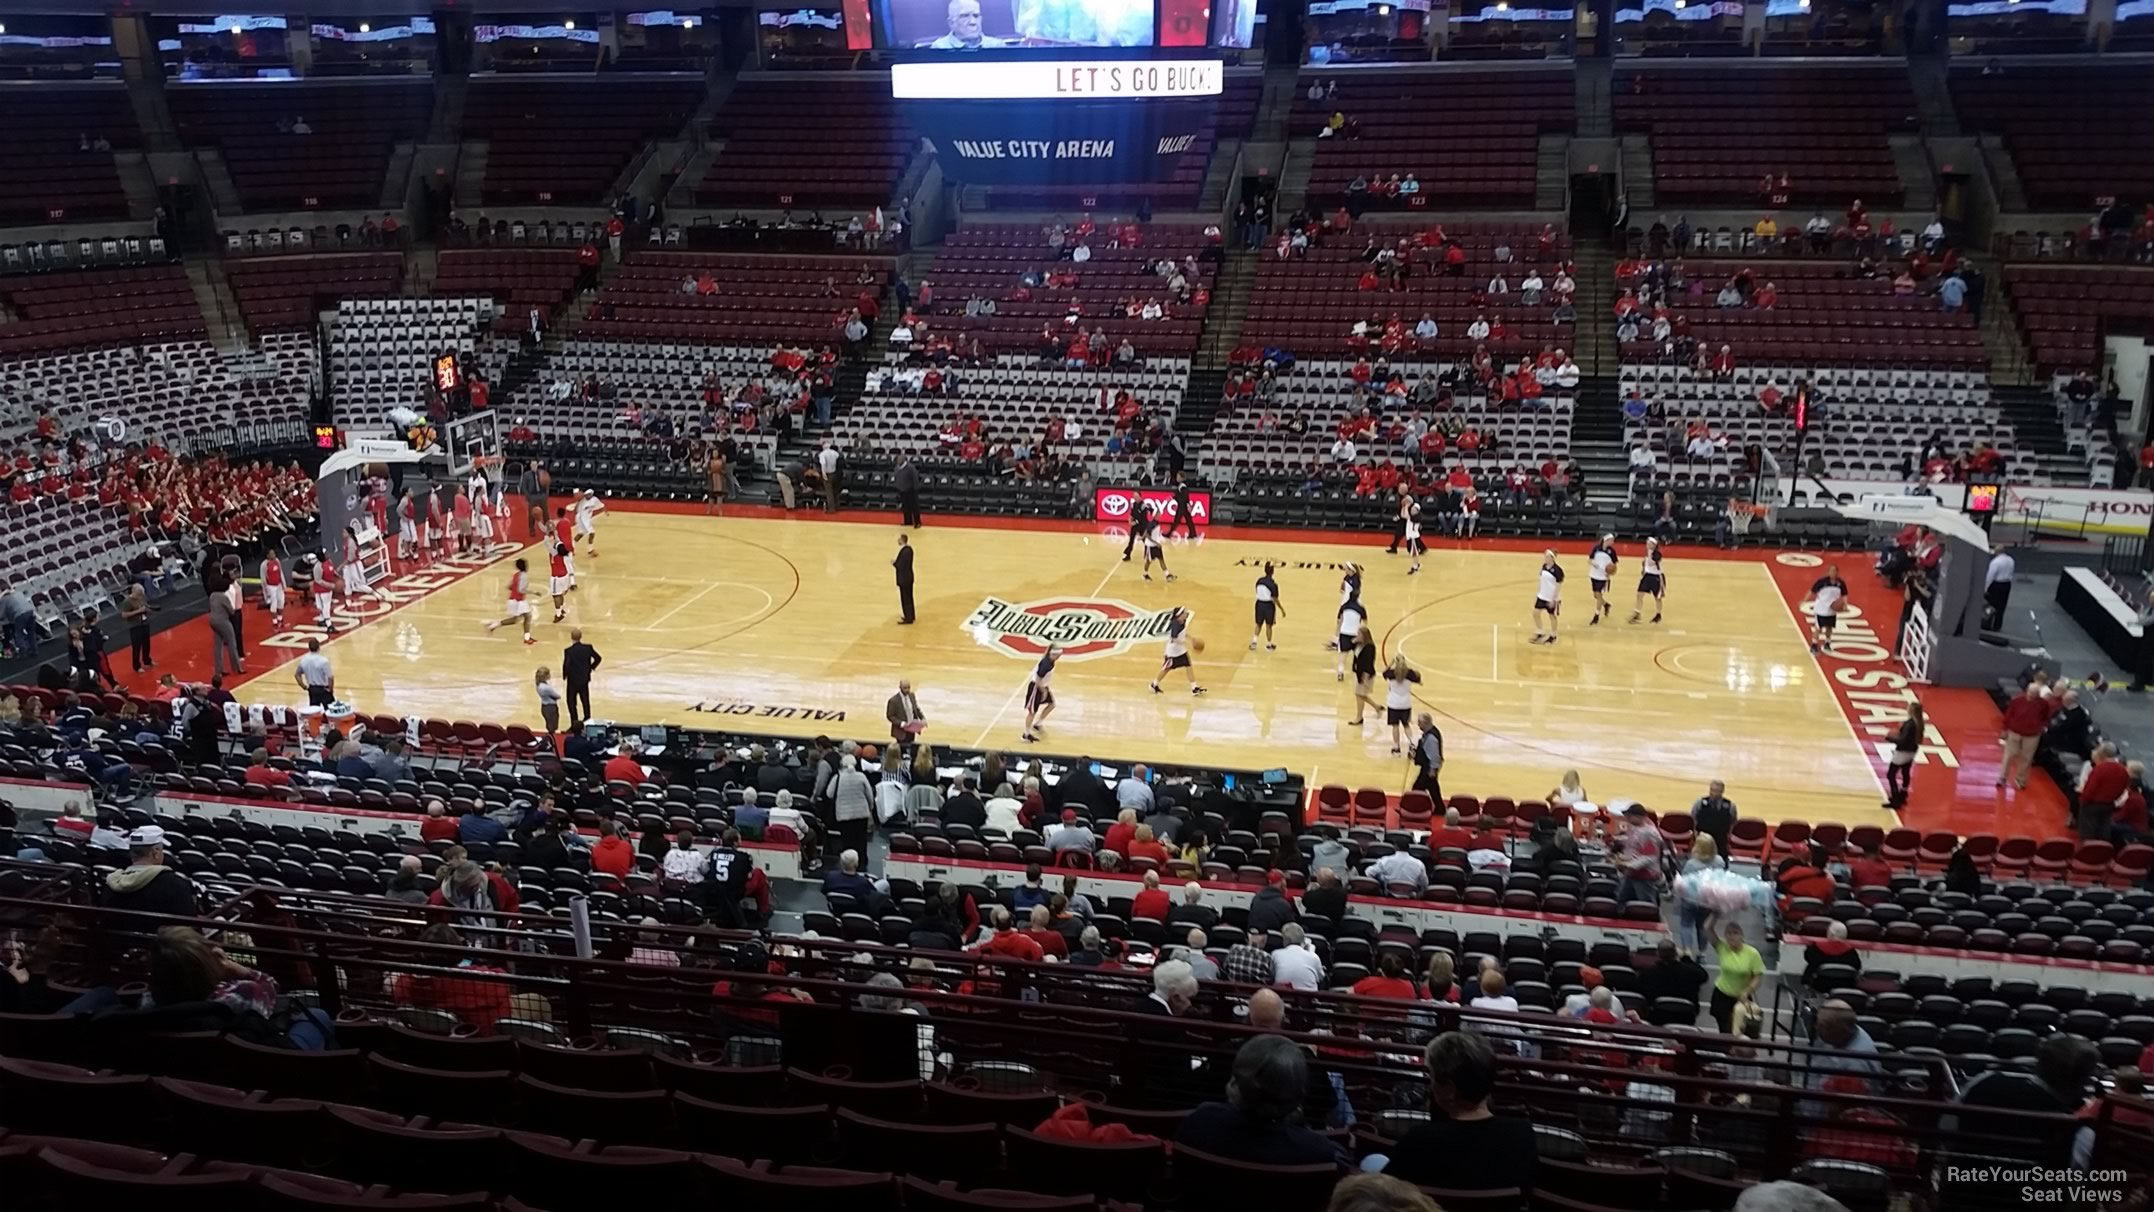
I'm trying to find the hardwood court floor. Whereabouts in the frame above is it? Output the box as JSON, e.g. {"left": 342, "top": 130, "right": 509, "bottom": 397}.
{"left": 229, "top": 510, "right": 1895, "bottom": 826}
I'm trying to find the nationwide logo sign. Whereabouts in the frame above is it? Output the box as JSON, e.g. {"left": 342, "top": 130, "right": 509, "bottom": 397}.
{"left": 963, "top": 597, "right": 1180, "bottom": 661}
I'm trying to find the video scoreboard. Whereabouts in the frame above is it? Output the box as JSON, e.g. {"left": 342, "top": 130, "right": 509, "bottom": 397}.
{"left": 843, "top": 0, "right": 1246, "bottom": 186}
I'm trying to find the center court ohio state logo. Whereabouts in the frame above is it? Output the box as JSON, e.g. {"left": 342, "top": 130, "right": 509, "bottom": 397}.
{"left": 963, "top": 597, "right": 1181, "bottom": 660}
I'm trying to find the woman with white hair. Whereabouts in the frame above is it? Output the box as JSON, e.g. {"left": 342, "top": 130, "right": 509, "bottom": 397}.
{"left": 1146, "top": 959, "right": 1199, "bottom": 1016}
{"left": 1801, "top": 918, "right": 1861, "bottom": 991}
{"left": 831, "top": 752, "right": 875, "bottom": 860}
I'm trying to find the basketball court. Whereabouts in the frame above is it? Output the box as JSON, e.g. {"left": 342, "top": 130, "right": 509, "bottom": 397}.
{"left": 194, "top": 505, "right": 2058, "bottom": 833}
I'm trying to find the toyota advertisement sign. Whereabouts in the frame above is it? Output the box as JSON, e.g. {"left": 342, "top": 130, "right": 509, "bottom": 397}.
{"left": 1095, "top": 485, "right": 1211, "bottom": 527}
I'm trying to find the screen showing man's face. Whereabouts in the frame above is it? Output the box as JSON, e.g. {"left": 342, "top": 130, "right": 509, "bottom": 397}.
{"left": 948, "top": 0, "right": 985, "bottom": 41}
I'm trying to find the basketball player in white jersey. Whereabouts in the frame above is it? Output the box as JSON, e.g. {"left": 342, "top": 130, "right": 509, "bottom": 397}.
{"left": 341, "top": 526, "right": 383, "bottom": 600}
{"left": 1401, "top": 500, "right": 1425, "bottom": 575}
{"left": 1381, "top": 654, "right": 1424, "bottom": 755}
{"left": 573, "top": 489, "right": 606, "bottom": 557}
{"left": 1387, "top": 488, "right": 1415, "bottom": 556}
{"left": 1335, "top": 591, "right": 1368, "bottom": 680}
{"left": 1586, "top": 534, "right": 1619, "bottom": 624}
{"left": 1139, "top": 509, "right": 1174, "bottom": 582}
{"left": 1346, "top": 625, "right": 1381, "bottom": 724}
{"left": 1151, "top": 607, "right": 1206, "bottom": 696}
{"left": 1531, "top": 549, "right": 1564, "bottom": 644}
{"left": 1809, "top": 563, "right": 1848, "bottom": 654}
{"left": 1250, "top": 563, "right": 1284, "bottom": 651}
{"left": 468, "top": 468, "right": 496, "bottom": 544}
{"left": 1331, "top": 564, "right": 1363, "bottom": 651}
{"left": 1630, "top": 538, "right": 1667, "bottom": 623}
{"left": 1020, "top": 645, "right": 1060, "bottom": 743}
{"left": 484, "top": 557, "right": 538, "bottom": 645}
{"left": 311, "top": 552, "right": 338, "bottom": 632}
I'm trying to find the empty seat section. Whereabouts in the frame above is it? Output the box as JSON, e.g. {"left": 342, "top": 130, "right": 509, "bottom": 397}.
{"left": 224, "top": 254, "right": 403, "bottom": 333}
{"left": 699, "top": 78, "right": 914, "bottom": 211}
{"left": 464, "top": 79, "right": 701, "bottom": 206}
{"left": 1294, "top": 68, "right": 1574, "bottom": 209}
{"left": 1951, "top": 64, "right": 2154, "bottom": 212}
{"left": 1614, "top": 65, "right": 1914, "bottom": 206}
{"left": 0, "top": 267, "right": 204, "bottom": 357}
{"left": 0, "top": 85, "right": 141, "bottom": 224}
{"left": 169, "top": 81, "right": 433, "bottom": 211}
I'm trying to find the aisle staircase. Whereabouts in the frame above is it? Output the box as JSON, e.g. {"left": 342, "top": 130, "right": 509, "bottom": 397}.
{"left": 1996, "top": 383, "right": 2093, "bottom": 487}
{"left": 1178, "top": 250, "right": 1257, "bottom": 443}
{"left": 1568, "top": 375, "right": 1630, "bottom": 507}
{"left": 1568, "top": 244, "right": 1616, "bottom": 380}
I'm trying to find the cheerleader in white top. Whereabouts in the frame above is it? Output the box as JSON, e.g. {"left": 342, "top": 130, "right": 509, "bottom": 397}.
{"left": 1630, "top": 538, "right": 1667, "bottom": 624}
{"left": 1020, "top": 645, "right": 1060, "bottom": 743}
{"left": 1586, "top": 534, "right": 1619, "bottom": 625}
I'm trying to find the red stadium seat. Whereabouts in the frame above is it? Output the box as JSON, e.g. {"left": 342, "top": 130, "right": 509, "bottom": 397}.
{"left": 1916, "top": 831, "right": 1960, "bottom": 872}
{"left": 2069, "top": 842, "right": 2117, "bottom": 885}
{"left": 1727, "top": 818, "right": 1770, "bottom": 862}
{"left": 2111, "top": 845, "right": 2154, "bottom": 887}
{"left": 1881, "top": 828, "right": 1922, "bottom": 869}
{"left": 1992, "top": 835, "right": 2039, "bottom": 878}
{"left": 2030, "top": 838, "right": 2077, "bottom": 882}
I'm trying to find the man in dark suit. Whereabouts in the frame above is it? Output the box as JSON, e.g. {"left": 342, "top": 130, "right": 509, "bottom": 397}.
{"left": 561, "top": 627, "right": 602, "bottom": 730}
{"left": 893, "top": 533, "right": 916, "bottom": 624}
{"left": 1051, "top": 756, "right": 1115, "bottom": 820}
{"left": 885, "top": 679, "right": 924, "bottom": 748}
{"left": 1165, "top": 471, "right": 1197, "bottom": 539}
{"left": 895, "top": 455, "right": 922, "bottom": 528}
{"left": 1121, "top": 503, "right": 1152, "bottom": 561}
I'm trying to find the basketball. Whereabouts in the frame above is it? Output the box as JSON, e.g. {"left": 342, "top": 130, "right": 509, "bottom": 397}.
{"left": 1192, "top": 637, "right": 1206, "bottom": 654}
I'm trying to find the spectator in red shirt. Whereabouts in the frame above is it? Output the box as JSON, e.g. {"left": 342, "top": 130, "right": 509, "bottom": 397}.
{"left": 972, "top": 907, "right": 1045, "bottom": 963}
{"left": 1022, "top": 905, "right": 1070, "bottom": 959}
{"left": 605, "top": 739, "right": 651, "bottom": 787}
{"left": 52, "top": 802, "right": 94, "bottom": 838}
{"left": 419, "top": 799, "right": 460, "bottom": 843}
{"left": 590, "top": 819, "right": 636, "bottom": 879}
{"left": 1997, "top": 683, "right": 2056, "bottom": 790}
{"left": 1351, "top": 952, "right": 1420, "bottom": 1001}
{"left": 1845, "top": 843, "right": 1893, "bottom": 892}
{"left": 243, "top": 746, "right": 293, "bottom": 790}
{"left": 2116, "top": 763, "right": 2149, "bottom": 845}
{"left": 1431, "top": 807, "right": 1474, "bottom": 853}
{"left": 389, "top": 924, "right": 514, "bottom": 1033}
{"left": 2078, "top": 743, "right": 2132, "bottom": 838}
{"left": 1124, "top": 825, "right": 1172, "bottom": 867}
{"left": 1132, "top": 869, "right": 1172, "bottom": 921}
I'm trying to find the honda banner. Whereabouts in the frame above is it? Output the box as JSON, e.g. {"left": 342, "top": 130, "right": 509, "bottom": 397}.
{"left": 1095, "top": 485, "right": 1212, "bottom": 527}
